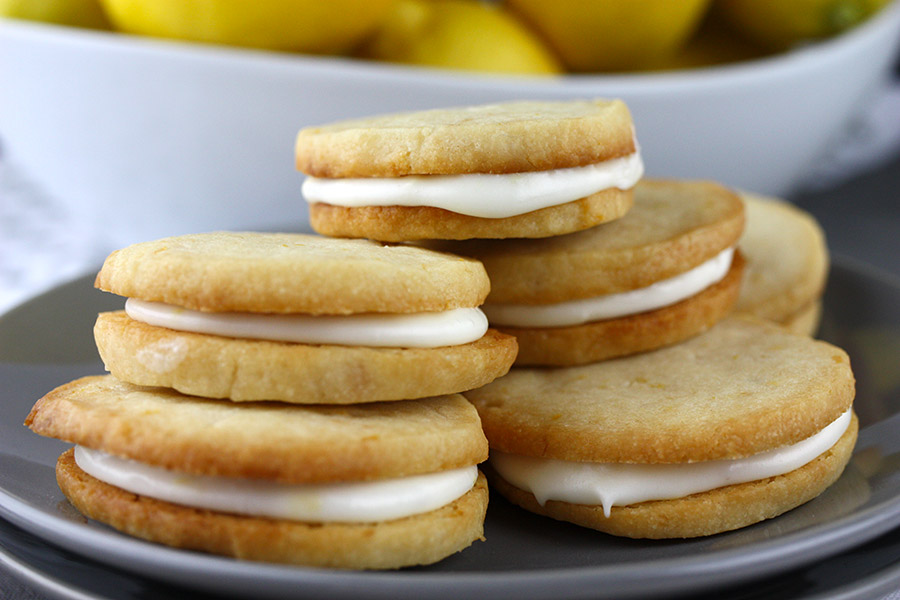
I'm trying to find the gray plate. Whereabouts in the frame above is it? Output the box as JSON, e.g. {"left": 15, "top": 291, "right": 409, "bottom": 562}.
{"left": 1, "top": 257, "right": 899, "bottom": 600}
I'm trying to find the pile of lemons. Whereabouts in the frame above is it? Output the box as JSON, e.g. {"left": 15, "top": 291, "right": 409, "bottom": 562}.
{"left": 1, "top": 0, "right": 892, "bottom": 74}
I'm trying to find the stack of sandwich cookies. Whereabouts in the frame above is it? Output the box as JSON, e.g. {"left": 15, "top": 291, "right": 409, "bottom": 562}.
{"left": 735, "top": 193, "right": 829, "bottom": 336}
{"left": 26, "top": 376, "right": 489, "bottom": 568}
{"left": 26, "top": 230, "right": 514, "bottom": 568}
{"left": 466, "top": 317, "right": 857, "bottom": 538}
{"left": 284, "top": 99, "right": 850, "bottom": 546}
{"left": 94, "top": 232, "right": 517, "bottom": 404}
{"left": 296, "top": 99, "right": 642, "bottom": 241}
{"left": 26, "top": 94, "right": 854, "bottom": 568}
{"left": 430, "top": 179, "right": 745, "bottom": 366}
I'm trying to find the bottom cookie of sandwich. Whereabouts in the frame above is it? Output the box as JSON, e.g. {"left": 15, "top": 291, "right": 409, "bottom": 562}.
{"left": 56, "top": 449, "right": 489, "bottom": 569}
{"left": 487, "top": 414, "right": 856, "bottom": 539}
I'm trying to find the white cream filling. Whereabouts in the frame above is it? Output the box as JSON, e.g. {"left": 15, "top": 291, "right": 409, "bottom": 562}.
{"left": 74, "top": 446, "right": 478, "bottom": 523}
{"left": 301, "top": 151, "right": 644, "bottom": 219}
{"left": 484, "top": 247, "right": 735, "bottom": 328}
{"left": 124, "top": 298, "right": 489, "bottom": 348}
{"left": 491, "top": 410, "right": 851, "bottom": 517}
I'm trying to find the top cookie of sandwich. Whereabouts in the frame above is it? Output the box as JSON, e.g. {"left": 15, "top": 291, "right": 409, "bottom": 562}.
{"left": 295, "top": 99, "right": 636, "bottom": 177}
{"left": 736, "top": 193, "right": 828, "bottom": 326}
{"left": 27, "top": 375, "right": 488, "bottom": 483}
{"left": 95, "top": 232, "right": 490, "bottom": 314}
{"left": 432, "top": 179, "right": 745, "bottom": 305}
{"left": 466, "top": 317, "right": 855, "bottom": 464}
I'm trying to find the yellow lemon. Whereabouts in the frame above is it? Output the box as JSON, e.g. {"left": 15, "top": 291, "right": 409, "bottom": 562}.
{"left": 359, "top": 0, "right": 562, "bottom": 75}
{"left": 99, "top": 0, "right": 397, "bottom": 54}
{"left": 0, "top": 0, "right": 111, "bottom": 29}
{"left": 504, "top": 0, "right": 712, "bottom": 72}
{"left": 713, "top": 0, "right": 893, "bottom": 51}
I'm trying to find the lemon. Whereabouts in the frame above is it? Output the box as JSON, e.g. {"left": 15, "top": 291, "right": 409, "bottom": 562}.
{"left": 713, "top": 0, "right": 892, "bottom": 51}
{"left": 359, "top": 0, "right": 562, "bottom": 75}
{"left": 638, "top": 14, "right": 770, "bottom": 71}
{"left": 99, "top": 0, "right": 397, "bottom": 54}
{"left": 504, "top": 0, "right": 712, "bottom": 72}
{"left": 0, "top": 0, "right": 111, "bottom": 29}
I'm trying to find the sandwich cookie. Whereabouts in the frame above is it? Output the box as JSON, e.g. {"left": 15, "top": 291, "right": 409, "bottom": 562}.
{"left": 736, "top": 193, "right": 829, "bottom": 336}
{"left": 296, "top": 99, "right": 642, "bottom": 240}
{"left": 466, "top": 317, "right": 857, "bottom": 539}
{"left": 430, "top": 179, "right": 745, "bottom": 366}
{"left": 93, "top": 232, "right": 517, "bottom": 404}
{"left": 26, "top": 375, "right": 490, "bottom": 569}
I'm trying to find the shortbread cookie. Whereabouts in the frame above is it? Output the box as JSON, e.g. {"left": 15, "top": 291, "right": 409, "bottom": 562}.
{"left": 27, "top": 376, "right": 489, "bottom": 568}
{"left": 94, "top": 232, "right": 517, "bottom": 403}
{"left": 430, "top": 179, "right": 745, "bottom": 365}
{"left": 736, "top": 193, "right": 829, "bottom": 335}
{"left": 296, "top": 99, "right": 642, "bottom": 240}
{"left": 466, "top": 317, "right": 857, "bottom": 538}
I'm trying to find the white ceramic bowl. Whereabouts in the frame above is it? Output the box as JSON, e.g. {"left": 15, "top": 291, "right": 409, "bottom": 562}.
{"left": 1, "top": 1, "right": 899, "bottom": 252}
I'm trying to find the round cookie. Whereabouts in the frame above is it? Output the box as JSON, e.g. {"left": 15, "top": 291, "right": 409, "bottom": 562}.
{"left": 431, "top": 179, "right": 746, "bottom": 365}
{"left": 93, "top": 232, "right": 517, "bottom": 403}
{"left": 296, "top": 99, "right": 636, "bottom": 177}
{"left": 27, "top": 376, "right": 490, "bottom": 568}
{"left": 95, "top": 232, "right": 490, "bottom": 314}
{"left": 465, "top": 317, "right": 857, "bottom": 538}
{"left": 735, "top": 193, "right": 829, "bottom": 333}
{"left": 28, "top": 376, "right": 488, "bottom": 480}
{"left": 94, "top": 313, "right": 516, "bottom": 404}
{"left": 296, "top": 99, "right": 641, "bottom": 240}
